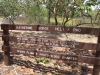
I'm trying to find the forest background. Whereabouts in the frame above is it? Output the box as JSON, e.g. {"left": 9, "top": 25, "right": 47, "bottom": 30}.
{"left": 0, "top": 0, "right": 100, "bottom": 28}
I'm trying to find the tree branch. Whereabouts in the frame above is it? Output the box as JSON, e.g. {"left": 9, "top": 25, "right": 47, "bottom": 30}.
{"left": 95, "top": 10, "right": 100, "bottom": 20}
{"left": 81, "top": 11, "right": 94, "bottom": 27}
{"left": 57, "top": 0, "right": 66, "bottom": 12}
{"left": 66, "top": 2, "right": 76, "bottom": 13}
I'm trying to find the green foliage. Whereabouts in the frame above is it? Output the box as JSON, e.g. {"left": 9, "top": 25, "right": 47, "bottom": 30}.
{"left": 0, "top": 0, "right": 98, "bottom": 26}
{"left": 76, "top": 5, "right": 92, "bottom": 12}
{"left": 0, "top": 0, "right": 24, "bottom": 24}
{"left": 75, "top": 0, "right": 84, "bottom": 5}
{"left": 85, "top": 0, "right": 97, "bottom": 6}
{"left": 23, "top": 0, "right": 47, "bottom": 24}
{"left": 0, "top": 0, "right": 23, "bottom": 19}
{"left": 36, "top": 57, "right": 50, "bottom": 64}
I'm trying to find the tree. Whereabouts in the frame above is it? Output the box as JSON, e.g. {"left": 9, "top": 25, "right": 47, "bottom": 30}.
{"left": 57, "top": 0, "right": 97, "bottom": 26}
{"left": 39, "top": 0, "right": 58, "bottom": 25}
{"left": 22, "top": 0, "right": 47, "bottom": 24}
{"left": 40, "top": 0, "right": 97, "bottom": 26}
{"left": 0, "top": 0, "right": 23, "bottom": 24}
{"left": 0, "top": 0, "right": 98, "bottom": 26}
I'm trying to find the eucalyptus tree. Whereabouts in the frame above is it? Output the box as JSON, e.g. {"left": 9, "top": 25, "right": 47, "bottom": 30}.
{"left": 46, "top": 0, "right": 59, "bottom": 25}
{"left": 0, "top": 0, "right": 97, "bottom": 25}
{"left": 57, "top": 0, "right": 97, "bottom": 26}
{"left": 75, "top": 0, "right": 97, "bottom": 27}
{"left": 23, "top": 0, "right": 47, "bottom": 24}
{"left": 39, "top": 0, "right": 62, "bottom": 25}
{"left": 94, "top": 0, "right": 100, "bottom": 27}
{"left": 39, "top": 0, "right": 97, "bottom": 26}
{"left": 40, "top": 0, "right": 83, "bottom": 25}
{"left": 0, "top": 0, "right": 23, "bottom": 24}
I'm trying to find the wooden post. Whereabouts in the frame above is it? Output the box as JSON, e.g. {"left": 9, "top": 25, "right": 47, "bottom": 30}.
{"left": 2, "top": 25, "right": 10, "bottom": 65}
{"left": 93, "top": 35, "right": 100, "bottom": 75}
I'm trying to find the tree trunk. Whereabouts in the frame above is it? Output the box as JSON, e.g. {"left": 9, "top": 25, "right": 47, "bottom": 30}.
{"left": 63, "top": 18, "right": 68, "bottom": 26}
{"left": 54, "top": 7, "right": 58, "bottom": 25}
{"left": 48, "top": 9, "right": 51, "bottom": 24}
{"left": 63, "top": 19, "right": 68, "bottom": 26}
{"left": 62, "top": 14, "right": 65, "bottom": 25}
{"left": 63, "top": 15, "right": 69, "bottom": 26}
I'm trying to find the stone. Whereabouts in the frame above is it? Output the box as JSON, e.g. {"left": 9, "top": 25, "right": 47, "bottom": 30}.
{"left": 16, "top": 69, "right": 24, "bottom": 75}
{"left": 2, "top": 70, "right": 15, "bottom": 75}
{"left": 29, "top": 69, "right": 34, "bottom": 74}
{"left": 46, "top": 72, "right": 52, "bottom": 75}
{"left": 35, "top": 72, "right": 42, "bottom": 75}
{"left": 16, "top": 66, "right": 21, "bottom": 70}
{"left": 63, "top": 66, "right": 69, "bottom": 71}
{"left": 72, "top": 66, "right": 79, "bottom": 71}
{"left": 2, "top": 71, "right": 9, "bottom": 75}
{"left": 24, "top": 68, "right": 30, "bottom": 73}
{"left": 13, "top": 54, "right": 16, "bottom": 57}
{"left": 9, "top": 71, "right": 15, "bottom": 75}
{"left": 21, "top": 66, "right": 26, "bottom": 69}
{"left": 56, "top": 65, "right": 60, "bottom": 69}
{"left": 35, "top": 70, "right": 40, "bottom": 73}
{"left": 30, "top": 72, "right": 35, "bottom": 75}
{"left": 7, "top": 66, "right": 14, "bottom": 71}
{"left": 88, "top": 50, "right": 96, "bottom": 55}
{"left": 45, "top": 63, "right": 55, "bottom": 68}
{"left": 24, "top": 74, "right": 30, "bottom": 75}
{"left": 81, "top": 65, "right": 88, "bottom": 72}
{"left": 50, "top": 59, "right": 56, "bottom": 64}
{"left": 39, "top": 62, "right": 45, "bottom": 66}
{"left": 58, "top": 60, "right": 63, "bottom": 64}
{"left": 29, "top": 69, "right": 34, "bottom": 73}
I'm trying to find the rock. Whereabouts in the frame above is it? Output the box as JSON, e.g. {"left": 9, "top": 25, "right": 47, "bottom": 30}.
{"left": 81, "top": 65, "right": 88, "bottom": 75}
{"left": 63, "top": 66, "right": 69, "bottom": 71}
{"left": 8, "top": 71, "right": 15, "bottom": 75}
{"left": 35, "top": 72, "right": 42, "bottom": 75}
{"left": 88, "top": 66, "right": 93, "bottom": 72}
{"left": 81, "top": 65, "right": 88, "bottom": 72}
{"left": 58, "top": 60, "right": 63, "bottom": 64}
{"left": 6, "top": 66, "right": 14, "bottom": 71}
{"left": 24, "top": 68, "right": 30, "bottom": 73}
{"left": 35, "top": 70, "right": 40, "bottom": 73}
{"left": 71, "top": 70, "right": 78, "bottom": 75}
{"left": 2, "top": 71, "right": 10, "bottom": 75}
{"left": 45, "top": 63, "right": 55, "bottom": 68}
{"left": 46, "top": 72, "right": 52, "bottom": 75}
{"left": 16, "top": 68, "right": 24, "bottom": 75}
{"left": 39, "top": 62, "right": 45, "bottom": 66}
{"left": 88, "top": 50, "right": 96, "bottom": 55}
{"left": 30, "top": 73, "right": 35, "bottom": 75}
{"left": 72, "top": 64, "right": 80, "bottom": 71}
{"left": 24, "top": 74, "right": 30, "bottom": 75}
{"left": 16, "top": 66, "right": 21, "bottom": 70}
{"left": 21, "top": 66, "right": 26, "bottom": 69}
{"left": 1, "top": 66, "right": 8, "bottom": 72}
{"left": 29, "top": 69, "right": 34, "bottom": 74}
{"left": 2, "top": 70, "right": 14, "bottom": 75}
{"left": 57, "top": 65, "right": 61, "bottom": 69}
{"left": 35, "top": 70, "right": 42, "bottom": 75}
{"left": 50, "top": 59, "right": 56, "bottom": 64}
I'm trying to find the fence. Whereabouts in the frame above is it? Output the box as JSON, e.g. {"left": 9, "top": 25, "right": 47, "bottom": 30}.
{"left": 1, "top": 24, "right": 100, "bottom": 75}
